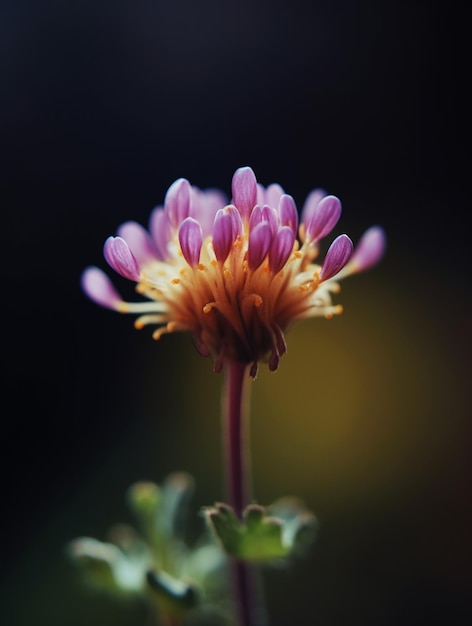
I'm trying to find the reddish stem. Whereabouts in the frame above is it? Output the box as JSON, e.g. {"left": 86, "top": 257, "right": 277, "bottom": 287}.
{"left": 223, "top": 360, "right": 252, "bottom": 517}
{"left": 222, "top": 361, "right": 266, "bottom": 626}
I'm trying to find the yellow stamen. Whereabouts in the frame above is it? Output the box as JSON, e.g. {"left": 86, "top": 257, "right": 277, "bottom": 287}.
{"left": 233, "top": 236, "right": 243, "bottom": 250}
{"left": 152, "top": 327, "right": 168, "bottom": 340}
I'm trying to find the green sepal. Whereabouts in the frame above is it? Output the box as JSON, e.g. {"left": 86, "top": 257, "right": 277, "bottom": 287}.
{"left": 203, "top": 498, "right": 317, "bottom": 563}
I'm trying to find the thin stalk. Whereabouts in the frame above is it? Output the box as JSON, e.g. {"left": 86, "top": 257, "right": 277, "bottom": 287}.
{"left": 223, "top": 360, "right": 252, "bottom": 518}
{"left": 222, "top": 360, "right": 266, "bottom": 626}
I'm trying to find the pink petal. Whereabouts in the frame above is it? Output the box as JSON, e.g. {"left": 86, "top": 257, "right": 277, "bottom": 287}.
{"left": 148, "top": 207, "right": 171, "bottom": 260}
{"left": 319, "top": 234, "right": 353, "bottom": 281}
{"left": 256, "top": 183, "right": 266, "bottom": 205}
{"left": 80, "top": 266, "right": 123, "bottom": 310}
{"left": 349, "top": 226, "right": 386, "bottom": 272}
{"left": 249, "top": 204, "right": 263, "bottom": 232}
{"left": 164, "top": 178, "right": 191, "bottom": 228}
{"left": 191, "top": 187, "right": 228, "bottom": 237}
{"left": 249, "top": 204, "right": 278, "bottom": 235}
{"left": 305, "top": 195, "right": 342, "bottom": 243}
{"left": 269, "top": 226, "right": 295, "bottom": 274}
{"left": 103, "top": 236, "right": 141, "bottom": 281}
{"left": 213, "top": 207, "right": 234, "bottom": 263}
{"left": 300, "top": 188, "right": 327, "bottom": 224}
{"left": 261, "top": 205, "right": 278, "bottom": 235}
{"left": 231, "top": 166, "right": 257, "bottom": 221}
{"left": 178, "top": 217, "right": 203, "bottom": 267}
{"left": 228, "top": 203, "right": 243, "bottom": 238}
{"left": 278, "top": 194, "right": 298, "bottom": 235}
{"left": 117, "top": 220, "right": 159, "bottom": 266}
{"left": 247, "top": 221, "right": 272, "bottom": 270}
{"left": 264, "top": 183, "right": 285, "bottom": 207}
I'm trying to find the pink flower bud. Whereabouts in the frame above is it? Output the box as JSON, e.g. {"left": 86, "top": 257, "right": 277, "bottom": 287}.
{"left": 248, "top": 221, "right": 271, "bottom": 270}
{"left": 305, "top": 195, "right": 342, "bottom": 243}
{"left": 269, "top": 226, "right": 295, "bottom": 274}
{"left": 300, "top": 188, "right": 326, "bottom": 224}
{"left": 278, "top": 194, "right": 298, "bottom": 235}
{"left": 148, "top": 207, "right": 171, "bottom": 260}
{"left": 320, "top": 234, "right": 353, "bottom": 281}
{"left": 178, "top": 217, "right": 203, "bottom": 267}
{"left": 103, "top": 236, "right": 140, "bottom": 281}
{"left": 349, "top": 226, "right": 386, "bottom": 272}
{"left": 165, "top": 178, "right": 191, "bottom": 228}
{"left": 117, "top": 220, "right": 159, "bottom": 265}
{"left": 81, "top": 266, "right": 123, "bottom": 310}
{"left": 231, "top": 166, "right": 257, "bottom": 221}
{"left": 213, "top": 207, "right": 235, "bottom": 263}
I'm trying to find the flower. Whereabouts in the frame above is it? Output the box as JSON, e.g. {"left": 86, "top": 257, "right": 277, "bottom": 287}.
{"left": 81, "top": 167, "right": 385, "bottom": 377}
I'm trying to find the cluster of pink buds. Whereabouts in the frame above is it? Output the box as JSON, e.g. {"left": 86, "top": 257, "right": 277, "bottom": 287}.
{"left": 82, "top": 166, "right": 385, "bottom": 377}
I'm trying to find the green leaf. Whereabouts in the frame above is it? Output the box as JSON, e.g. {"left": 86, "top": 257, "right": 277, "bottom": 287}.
{"left": 203, "top": 499, "right": 317, "bottom": 563}
{"left": 66, "top": 536, "right": 146, "bottom": 594}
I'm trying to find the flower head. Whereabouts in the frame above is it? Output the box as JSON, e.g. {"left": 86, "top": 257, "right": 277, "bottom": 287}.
{"left": 82, "top": 167, "right": 385, "bottom": 377}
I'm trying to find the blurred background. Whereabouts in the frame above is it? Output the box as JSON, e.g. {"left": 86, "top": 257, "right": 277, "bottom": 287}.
{"left": 1, "top": 0, "right": 470, "bottom": 624}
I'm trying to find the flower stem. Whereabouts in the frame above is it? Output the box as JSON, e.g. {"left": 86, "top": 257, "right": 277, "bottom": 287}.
{"left": 223, "top": 360, "right": 252, "bottom": 518}
{"left": 222, "top": 360, "right": 266, "bottom": 626}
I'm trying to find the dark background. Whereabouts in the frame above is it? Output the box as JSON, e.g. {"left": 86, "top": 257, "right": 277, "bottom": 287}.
{"left": 1, "top": 1, "right": 470, "bottom": 625}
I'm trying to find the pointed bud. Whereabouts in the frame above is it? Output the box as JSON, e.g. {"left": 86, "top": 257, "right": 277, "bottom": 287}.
{"left": 261, "top": 205, "right": 278, "bottom": 235}
{"left": 103, "top": 236, "right": 140, "bottom": 281}
{"left": 80, "top": 266, "right": 123, "bottom": 310}
{"left": 249, "top": 204, "right": 278, "bottom": 235}
{"left": 304, "top": 195, "right": 341, "bottom": 243}
{"left": 231, "top": 166, "right": 257, "bottom": 221}
{"left": 164, "top": 178, "right": 191, "bottom": 228}
{"left": 117, "top": 220, "right": 159, "bottom": 265}
{"left": 300, "top": 188, "right": 326, "bottom": 224}
{"left": 249, "top": 204, "right": 263, "bottom": 232}
{"left": 148, "top": 207, "right": 171, "bottom": 260}
{"left": 349, "top": 226, "right": 386, "bottom": 272}
{"left": 319, "top": 234, "right": 353, "bottom": 281}
{"left": 264, "top": 183, "right": 285, "bottom": 208}
{"left": 178, "top": 217, "right": 203, "bottom": 267}
{"left": 248, "top": 221, "right": 271, "bottom": 270}
{"left": 213, "top": 207, "right": 235, "bottom": 263}
{"left": 269, "top": 226, "right": 295, "bottom": 274}
{"left": 228, "top": 202, "right": 243, "bottom": 238}
{"left": 278, "top": 194, "right": 298, "bottom": 235}
{"left": 191, "top": 187, "right": 228, "bottom": 237}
